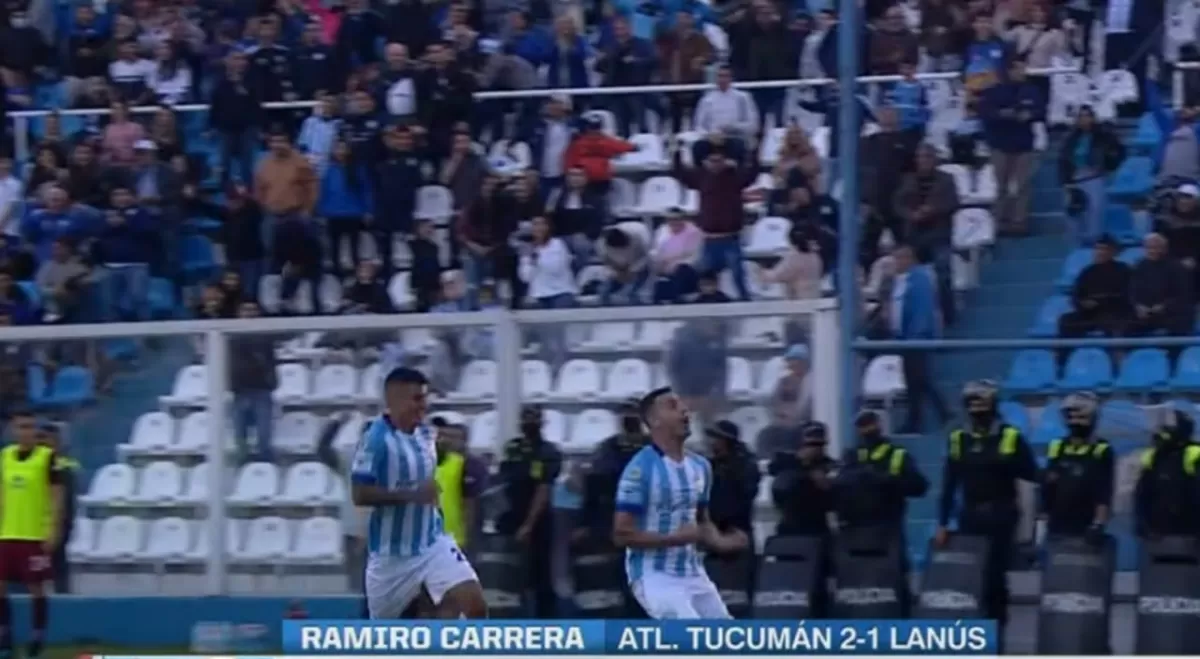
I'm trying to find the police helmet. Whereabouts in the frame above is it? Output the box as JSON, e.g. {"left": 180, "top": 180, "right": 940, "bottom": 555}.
{"left": 1160, "top": 408, "right": 1196, "bottom": 443}
{"left": 1061, "top": 391, "right": 1100, "bottom": 424}
{"left": 962, "top": 379, "right": 999, "bottom": 412}
{"left": 801, "top": 421, "right": 828, "bottom": 443}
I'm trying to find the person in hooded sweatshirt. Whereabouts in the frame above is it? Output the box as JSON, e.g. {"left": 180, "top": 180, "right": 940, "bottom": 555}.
{"left": 94, "top": 186, "right": 154, "bottom": 321}
{"left": 1128, "top": 232, "right": 1192, "bottom": 345}
{"left": 317, "top": 139, "right": 374, "bottom": 279}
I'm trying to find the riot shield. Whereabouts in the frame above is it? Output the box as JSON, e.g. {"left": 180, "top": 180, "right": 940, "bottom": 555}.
{"left": 1135, "top": 536, "right": 1200, "bottom": 655}
{"left": 832, "top": 525, "right": 906, "bottom": 619}
{"left": 570, "top": 542, "right": 627, "bottom": 618}
{"left": 473, "top": 534, "right": 528, "bottom": 617}
{"left": 1036, "top": 534, "right": 1116, "bottom": 655}
{"left": 914, "top": 535, "right": 990, "bottom": 619}
{"left": 753, "top": 535, "right": 826, "bottom": 619}
{"left": 705, "top": 550, "right": 755, "bottom": 618}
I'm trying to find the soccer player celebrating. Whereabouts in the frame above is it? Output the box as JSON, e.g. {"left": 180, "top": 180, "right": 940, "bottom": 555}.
{"left": 351, "top": 367, "right": 488, "bottom": 619}
{"left": 0, "top": 410, "right": 65, "bottom": 658}
{"left": 613, "top": 387, "right": 748, "bottom": 619}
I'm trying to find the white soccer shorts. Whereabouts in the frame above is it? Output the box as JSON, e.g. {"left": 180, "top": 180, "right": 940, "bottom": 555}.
{"left": 631, "top": 571, "right": 732, "bottom": 619}
{"left": 365, "top": 534, "right": 479, "bottom": 619}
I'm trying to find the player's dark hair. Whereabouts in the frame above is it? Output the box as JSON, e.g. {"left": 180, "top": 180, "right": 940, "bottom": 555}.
{"left": 384, "top": 367, "right": 428, "bottom": 389}
{"left": 638, "top": 387, "right": 672, "bottom": 423}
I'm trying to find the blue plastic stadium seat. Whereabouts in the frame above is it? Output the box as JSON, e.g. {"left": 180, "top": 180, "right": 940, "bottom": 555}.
{"left": 1107, "top": 156, "right": 1154, "bottom": 199}
{"left": 1113, "top": 348, "right": 1170, "bottom": 392}
{"left": 148, "top": 277, "right": 176, "bottom": 318}
{"left": 25, "top": 364, "right": 47, "bottom": 407}
{"left": 181, "top": 235, "right": 217, "bottom": 281}
{"left": 1117, "top": 247, "right": 1145, "bottom": 265}
{"left": 1028, "top": 295, "right": 1071, "bottom": 337}
{"left": 1058, "top": 348, "right": 1114, "bottom": 390}
{"left": 1103, "top": 205, "right": 1145, "bottom": 245}
{"left": 998, "top": 401, "right": 1032, "bottom": 435}
{"left": 1130, "top": 113, "right": 1162, "bottom": 150}
{"left": 1097, "top": 399, "right": 1152, "bottom": 447}
{"left": 42, "top": 366, "right": 95, "bottom": 408}
{"left": 16, "top": 281, "right": 40, "bottom": 311}
{"left": 1171, "top": 347, "right": 1200, "bottom": 391}
{"left": 1002, "top": 349, "right": 1057, "bottom": 394}
{"left": 1055, "top": 249, "right": 1093, "bottom": 290}
{"left": 1032, "top": 399, "right": 1068, "bottom": 448}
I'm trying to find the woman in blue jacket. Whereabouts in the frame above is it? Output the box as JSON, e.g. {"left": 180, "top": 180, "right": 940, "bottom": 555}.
{"left": 317, "top": 139, "right": 374, "bottom": 279}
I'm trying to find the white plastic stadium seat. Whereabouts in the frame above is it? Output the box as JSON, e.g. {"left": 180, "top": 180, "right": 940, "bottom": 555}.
{"left": 608, "top": 178, "right": 637, "bottom": 217}
{"left": 952, "top": 208, "right": 996, "bottom": 250}
{"left": 258, "top": 274, "right": 283, "bottom": 313}
{"left": 746, "top": 217, "right": 792, "bottom": 255}
{"left": 521, "top": 360, "right": 553, "bottom": 400}
{"left": 615, "top": 133, "right": 667, "bottom": 171}
{"left": 811, "top": 126, "right": 832, "bottom": 159}
{"left": 755, "top": 356, "right": 787, "bottom": 397}
{"left": 758, "top": 128, "right": 785, "bottom": 166}
{"left": 190, "top": 520, "right": 243, "bottom": 561}
{"left": 235, "top": 516, "right": 291, "bottom": 563}
{"left": 272, "top": 363, "right": 311, "bottom": 404}
{"left": 636, "top": 176, "right": 683, "bottom": 216}
{"left": 66, "top": 517, "right": 96, "bottom": 562}
{"left": 554, "top": 359, "right": 602, "bottom": 401}
{"left": 675, "top": 131, "right": 702, "bottom": 167}
{"left": 733, "top": 317, "right": 785, "bottom": 349}
{"left": 92, "top": 516, "right": 143, "bottom": 561}
{"left": 290, "top": 517, "right": 343, "bottom": 564}
{"left": 273, "top": 411, "right": 321, "bottom": 455}
{"left": 313, "top": 364, "right": 358, "bottom": 403}
{"left": 121, "top": 411, "right": 176, "bottom": 456}
{"left": 279, "top": 461, "right": 336, "bottom": 506}
{"left": 543, "top": 409, "right": 568, "bottom": 446}
{"left": 388, "top": 272, "right": 414, "bottom": 309}
{"left": 181, "top": 463, "right": 209, "bottom": 504}
{"left": 1098, "top": 69, "right": 1138, "bottom": 105}
{"left": 862, "top": 355, "right": 908, "bottom": 399}
{"left": 603, "top": 358, "right": 652, "bottom": 400}
{"left": 726, "top": 357, "right": 754, "bottom": 398}
{"left": 450, "top": 360, "right": 498, "bottom": 401}
{"left": 132, "top": 461, "right": 184, "bottom": 505}
{"left": 173, "top": 412, "right": 211, "bottom": 455}
{"left": 634, "top": 321, "right": 680, "bottom": 349}
{"left": 228, "top": 462, "right": 280, "bottom": 506}
{"left": 569, "top": 409, "right": 618, "bottom": 453}
{"left": 728, "top": 406, "right": 771, "bottom": 449}
{"left": 580, "top": 322, "right": 636, "bottom": 350}
{"left": 137, "top": 517, "right": 192, "bottom": 562}
{"left": 81, "top": 463, "right": 137, "bottom": 506}
{"left": 414, "top": 185, "right": 454, "bottom": 223}
{"left": 1049, "top": 73, "right": 1093, "bottom": 126}
{"left": 470, "top": 410, "right": 499, "bottom": 448}
{"left": 160, "top": 364, "right": 207, "bottom": 407}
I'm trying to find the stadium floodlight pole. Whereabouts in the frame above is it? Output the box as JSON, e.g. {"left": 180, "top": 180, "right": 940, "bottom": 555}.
{"left": 835, "top": 0, "right": 862, "bottom": 448}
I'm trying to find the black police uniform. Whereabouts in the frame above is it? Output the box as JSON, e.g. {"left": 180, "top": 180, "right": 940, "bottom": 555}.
{"left": 1135, "top": 425, "right": 1200, "bottom": 538}
{"left": 769, "top": 445, "right": 837, "bottom": 616}
{"left": 498, "top": 432, "right": 563, "bottom": 618}
{"left": 707, "top": 423, "right": 761, "bottom": 545}
{"left": 1041, "top": 437, "right": 1114, "bottom": 537}
{"left": 938, "top": 422, "right": 1037, "bottom": 632}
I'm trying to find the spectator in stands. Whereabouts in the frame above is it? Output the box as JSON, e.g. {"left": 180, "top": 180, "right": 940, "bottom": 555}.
{"left": 519, "top": 215, "right": 576, "bottom": 364}
{"left": 419, "top": 41, "right": 477, "bottom": 157}
{"left": 64, "top": 143, "right": 112, "bottom": 209}
{"left": 295, "top": 19, "right": 336, "bottom": 101}
{"left": 886, "top": 244, "right": 947, "bottom": 434}
{"left": 757, "top": 224, "right": 824, "bottom": 301}
{"left": 860, "top": 106, "right": 919, "bottom": 249}
{"left": 375, "top": 125, "right": 428, "bottom": 276}
{"left": 254, "top": 128, "right": 319, "bottom": 256}
{"left": 230, "top": 299, "right": 277, "bottom": 464}
{"left": 0, "top": 7, "right": 50, "bottom": 93}
{"left": 1152, "top": 105, "right": 1200, "bottom": 184}
{"left": 523, "top": 95, "right": 574, "bottom": 192}
{"left": 894, "top": 143, "right": 959, "bottom": 325}
{"left": 0, "top": 271, "right": 34, "bottom": 328}
{"left": 318, "top": 139, "right": 374, "bottom": 280}
{"left": 1057, "top": 234, "right": 1132, "bottom": 351}
{"left": 275, "top": 214, "right": 325, "bottom": 314}
{"left": 797, "top": 81, "right": 874, "bottom": 159}
{"left": 0, "top": 324, "right": 31, "bottom": 418}
{"left": 1156, "top": 184, "right": 1200, "bottom": 288}
{"left": 868, "top": 6, "right": 919, "bottom": 76}
{"left": 108, "top": 39, "right": 154, "bottom": 105}
{"left": 1059, "top": 106, "right": 1125, "bottom": 246}
{"left": 693, "top": 269, "right": 732, "bottom": 304}
{"left": 599, "top": 220, "right": 650, "bottom": 305}
{"left": 773, "top": 126, "right": 823, "bottom": 194}
{"left": 650, "top": 207, "right": 702, "bottom": 303}
{"left": 149, "top": 107, "right": 186, "bottom": 164}
{"left": 148, "top": 41, "right": 193, "bottom": 105}
{"left": 962, "top": 12, "right": 1009, "bottom": 98}
{"left": 564, "top": 115, "right": 635, "bottom": 196}
{"left": 62, "top": 3, "right": 110, "bottom": 109}
{"left": 100, "top": 100, "right": 146, "bottom": 167}
{"left": 884, "top": 62, "right": 930, "bottom": 139}
{"left": 26, "top": 146, "right": 63, "bottom": 193}
{"left": 335, "top": 0, "right": 388, "bottom": 78}
{"left": 595, "top": 16, "right": 656, "bottom": 135}
{"left": 339, "top": 260, "right": 394, "bottom": 314}
{"left": 217, "top": 270, "right": 247, "bottom": 317}
{"left": 440, "top": 131, "right": 488, "bottom": 211}
{"left": 34, "top": 239, "right": 89, "bottom": 324}
{"left": 409, "top": 219, "right": 443, "bottom": 312}
{"left": 658, "top": 11, "right": 714, "bottom": 132}
{"left": 339, "top": 89, "right": 383, "bottom": 165}
{"left": 980, "top": 56, "right": 1045, "bottom": 236}
{"left": 378, "top": 43, "right": 418, "bottom": 122}
{"left": 762, "top": 344, "right": 813, "bottom": 447}
{"left": 742, "top": 3, "right": 793, "bottom": 130}
{"left": 128, "top": 140, "right": 182, "bottom": 276}
{"left": 209, "top": 50, "right": 264, "bottom": 185}
{"left": 22, "top": 186, "right": 89, "bottom": 263}
{"left": 459, "top": 175, "right": 518, "bottom": 305}
{"left": 95, "top": 186, "right": 153, "bottom": 322}
{"left": 545, "top": 166, "right": 606, "bottom": 262}
{"left": 249, "top": 16, "right": 299, "bottom": 122}
{"left": 1005, "top": 5, "right": 1068, "bottom": 74}
{"left": 546, "top": 15, "right": 590, "bottom": 91}
{"left": 666, "top": 316, "right": 728, "bottom": 424}
{"left": 673, "top": 132, "right": 758, "bottom": 301}
{"left": 298, "top": 93, "right": 338, "bottom": 176}
{"left": 693, "top": 65, "right": 758, "bottom": 150}
{"left": 0, "top": 155, "right": 20, "bottom": 236}
{"left": 1128, "top": 233, "right": 1192, "bottom": 340}
{"left": 214, "top": 182, "right": 267, "bottom": 295}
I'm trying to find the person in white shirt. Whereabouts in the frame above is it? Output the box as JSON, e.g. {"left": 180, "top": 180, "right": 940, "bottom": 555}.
{"left": 147, "top": 41, "right": 193, "bottom": 104}
{"left": 519, "top": 215, "right": 577, "bottom": 365}
{"left": 107, "top": 40, "right": 155, "bottom": 103}
{"left": 650, "top": 208, "right": 703, "bottom": 302}
{"left": 0, "top": 156, "right": 24, "bottom": 237}
{"left": 537, "top": 95, "right": 574, "bottom": 184}
{"left": 693, "top": 65, "right": 759, "bottom": 150}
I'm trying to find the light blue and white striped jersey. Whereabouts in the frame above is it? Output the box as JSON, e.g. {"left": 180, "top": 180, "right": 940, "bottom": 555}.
{"left": 351, "top": 414, "right": 444, "bottom": 557}
{"left": 615, "top": 444, "right": 712, "bottom": 582}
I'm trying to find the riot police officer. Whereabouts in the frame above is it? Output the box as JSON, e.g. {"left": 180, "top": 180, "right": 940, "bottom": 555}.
{"left": 837, "top": 410, "right": 930, "bottom": 529}
{"left": 575, "top": 400, "right": 649, "bottom": 544}
{"left": 936, "top": 379, "right": 1037, "bottom": 646}
{"left": 1039, "top": 392, "right": 1114, "bottom": 543}
{"left": 769, "top": 421, "right": 837, "bottom": 616}
{"left": 499, "top": 405, "right": 563, "bottom": 618}
{"left": 1135, "top": 409, "right": 1200, "bottom": 538}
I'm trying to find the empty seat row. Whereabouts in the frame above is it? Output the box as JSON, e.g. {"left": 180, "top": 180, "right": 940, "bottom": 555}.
{"left": 1004, "top": 348, "right": 1200, "bottom": 394}
{"left": 68, "top": 515, "right": 343, "bottom": 565}
{"left": 82, "top": 461, "right": 341, "bottom": 508}
{"left": 121, "top": 410, "right": 331, "bottom": 458}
